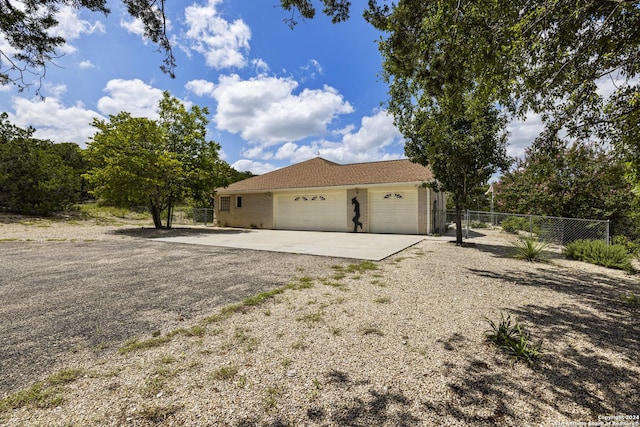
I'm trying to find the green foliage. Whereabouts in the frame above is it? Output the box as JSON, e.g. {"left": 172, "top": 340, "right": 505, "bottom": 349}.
{"left": 621, "top": 293, "right": 640, "bottom": 305}
{"left": 367, "top": 1, "right": 511, "bottom": 244}
{"left": 512, "top": 238, "right": 549, "bottom": 262}
{"left": 211, "top": 365, "right": 239, "bottom": 381}
{"left": 84, "top": 92, "right": 231, "bottom": 229}
{"left": 501, "top": 216, "right": 529, "bottom": 234}
{"left": 469, "top": 220, "right": 488, "bottom": 229}
{"left": 0, "top": 368, "right": 84, "bottom": 413}
{"left": 485, "top": 314, "right": 542, "bottom": 367}
{"left": 563, "top": 239, "right": 633, "bottom": 272}
{"left": 0, "top": 114, "right": 85, "bottom": 215}
{"left": 611, "top": 235, "right": 640, "bottom": 256}
{"left": 495, "top": 139, "right": 636, "bottom": 237}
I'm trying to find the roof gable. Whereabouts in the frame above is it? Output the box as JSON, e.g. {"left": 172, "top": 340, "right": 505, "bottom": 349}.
{"left": 218, "top": 157, "right": 433, "bottom": 193}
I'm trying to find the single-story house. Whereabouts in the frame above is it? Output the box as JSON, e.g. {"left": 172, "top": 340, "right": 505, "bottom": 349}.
{"left": 215, "top": 157, "right": 447, "bottom": 235}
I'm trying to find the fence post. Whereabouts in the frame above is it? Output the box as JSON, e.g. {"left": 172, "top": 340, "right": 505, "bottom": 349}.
{"left": 529, "top": 215, "right": 533, "bottom": 239}
{"left": 606, "top": 220, "right": 610, "bottom": 245}
{"left": 465, "top": 209, "right": 469, "bottom": 239}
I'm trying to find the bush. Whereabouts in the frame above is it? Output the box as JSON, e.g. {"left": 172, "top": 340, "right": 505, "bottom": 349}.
{"left": 501, "top": 216, "right": 532, "bottom": 234}
{"left": 513, "top": 237, "right": 549, "bottom": 262}
{"left": 469, "top": 220, "right": 489, "bottom": 229}
{"left": 563, "top": 239, "right": 633, "bottom": 272}
{"left": 485, "top": 313, "right": 542, "bottom": 367}
{"left": 611, "top": 235, "right": 640, "bottom": 256}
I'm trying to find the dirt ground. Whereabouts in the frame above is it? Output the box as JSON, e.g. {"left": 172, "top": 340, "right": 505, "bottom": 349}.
{"left": 0, "top": 228, "right": 350, "bottom": 397}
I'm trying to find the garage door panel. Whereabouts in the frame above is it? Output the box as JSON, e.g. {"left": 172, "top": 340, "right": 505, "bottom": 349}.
{"left": 275, "top": 192, "right": 346, "bottom": 232}
{"left": 369, "top": 190, "right": 418, "bottom": 234}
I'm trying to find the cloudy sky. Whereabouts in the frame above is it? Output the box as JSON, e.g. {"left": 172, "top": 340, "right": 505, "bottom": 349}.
{"left": 0, "top": 0, "right": 544, "bottom": 176}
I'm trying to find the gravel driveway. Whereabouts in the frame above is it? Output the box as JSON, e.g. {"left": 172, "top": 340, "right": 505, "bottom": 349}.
{"left": 0, "top": 236, "right": 347, "bottom": 396}
{"left": 2, "top": 217, "right": 639, "bottom": 426}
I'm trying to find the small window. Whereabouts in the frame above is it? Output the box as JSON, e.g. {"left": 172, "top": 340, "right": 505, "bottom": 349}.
{"left": 236, "top": 196, "right": 242, "bottom": 208}
{"left": 220, "top": 196, "right": 230, "bottom": 211}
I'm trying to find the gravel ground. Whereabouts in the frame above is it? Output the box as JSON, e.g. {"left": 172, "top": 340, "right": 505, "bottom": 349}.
{"left": 1, "top": 215, "right": 639, "bottom": 426}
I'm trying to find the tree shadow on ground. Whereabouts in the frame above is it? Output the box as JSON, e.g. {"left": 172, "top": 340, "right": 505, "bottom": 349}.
{"left": 429, "top": 266, "right": 640, "bottom": 425}
{"left": 112, "top": 226, "right": 251, "bottom": 239}
{"left": 235, "top": 369, "right": 420, "bottom": 427}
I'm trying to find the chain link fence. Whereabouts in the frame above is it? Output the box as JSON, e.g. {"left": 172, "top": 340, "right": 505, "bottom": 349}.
{"left": 170, "top": 207, "right": 215, "bottom": 226}
{"left": 447, "top": 209, "right": 610, "bottom": 246}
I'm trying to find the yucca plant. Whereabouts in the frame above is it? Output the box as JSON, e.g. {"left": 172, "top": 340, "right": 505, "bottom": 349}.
{"left": 513, "top": 237, "right": 549, "bottom": 262}
{"left": 486, "top": 313, "right": 542, "bottom": 367}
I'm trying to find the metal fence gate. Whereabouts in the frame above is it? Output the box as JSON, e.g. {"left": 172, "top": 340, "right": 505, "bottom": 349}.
{"left": 446, "top": 209, "right": 610, "bottom": 246}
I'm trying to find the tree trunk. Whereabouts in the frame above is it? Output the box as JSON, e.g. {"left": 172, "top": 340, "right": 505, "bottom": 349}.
{"left": 455, "top": 206, "right": 464, "bottom": 246}
{"left": 166, "top": 204, "right": 173, "bottom": 229}
{"left": 150, "top": 204, "right": 163, "bottom": 229}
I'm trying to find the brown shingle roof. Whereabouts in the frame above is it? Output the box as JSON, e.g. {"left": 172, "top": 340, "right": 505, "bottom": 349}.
{"left": 217, "top": 157, "right": 433, "bottom": 193}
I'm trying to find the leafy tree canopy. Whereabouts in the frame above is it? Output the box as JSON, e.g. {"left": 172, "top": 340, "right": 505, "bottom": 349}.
{"left": 0, "top": 113, "right": 84, "bottom": 215}
{"left": 494, "top": 136, "right": 636, "bottom": 237}
{"left": 84, "top": 91, "right": 231, "bottom": 228}
{"left": 365, "top": 0, "right": 511, "bottom": 244}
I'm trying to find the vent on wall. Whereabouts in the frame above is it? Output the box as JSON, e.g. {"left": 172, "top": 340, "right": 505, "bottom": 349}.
{"left": 294, "top": 195, "right": 326, "bottom": 201}
{"left": 383, "top": 193, "right": 403, "bottom": 199}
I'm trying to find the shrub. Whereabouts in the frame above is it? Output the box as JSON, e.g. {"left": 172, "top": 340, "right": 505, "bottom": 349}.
{"left": 501, "top": 216, "right": 531, "bottom": 234}
{"left": 611, "top": 235, "right": 640, "bottom": 256}
{"left": 485, "top": 314, "right": 542, "bottom": 367}
{"left": 563, "top": 239, "right": 633, "bottom": 272}
{"left": 469, "top": 220, "right": 489, "bottom": 229}
{"left": 513, "top": 237, "right": 549, "bottom": 262}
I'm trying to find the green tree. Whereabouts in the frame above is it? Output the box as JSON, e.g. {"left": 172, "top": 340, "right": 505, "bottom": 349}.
{"left": 494, "top": 137, "right": 636, "bottom": 237}
{"left": 0, "top": 113, "right": 82, "bottom": 215}
{"left": 366, "top": 0, "right": 511, "bottom": 244}
{"left": 84, "top": 93, "right": 229, "bottom": 229}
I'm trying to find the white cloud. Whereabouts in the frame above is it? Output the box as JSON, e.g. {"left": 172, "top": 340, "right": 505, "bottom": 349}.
{"left": 251, "top": 59, "right": 270, "bottom": 74}
{"left": 183, "top": 0, "right": 251, "bottom": 69}
{"left": 8, "top": 96, "right": 104, "bottom": 146}
{"left": 231, "top": 159, "right": 276, "bottom": 175}
{"left": 120, "top": 5, "right": 171, "bottom": 42}
{"left": 185, "top": 79, "right": 216, "bottom": 97}
{"left": 79, "top": 60, "right": 95, "bottom": 69}
{"left": 97, "top": 79, "right": 164, "bottom": 117}
{"left": 121, "top": 16, "right": 147, "bottom": 39}
{"left": 298, "top": 59, "right": 324, "bottom": 81}
{"left": 506, "top": 112, "right": 546, "bottom": 159}
{"left": 241, "top": 146, "right": 272, "bottom": 160}
{"left": 240, "top": 110, "right": 404, "bottom": 165}
{"left": 50, "top": 5, "right": 105, "bottom": 54}
{"left": 203, "top": 74, "right": 353, "bottom": 145}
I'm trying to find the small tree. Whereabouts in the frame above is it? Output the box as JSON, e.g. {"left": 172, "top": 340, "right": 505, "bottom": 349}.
{"left": 84, "top": 93, "right": 229, "bottom": 228}
{"left": 367, "top": 0, "right": 512, "bottom": 245}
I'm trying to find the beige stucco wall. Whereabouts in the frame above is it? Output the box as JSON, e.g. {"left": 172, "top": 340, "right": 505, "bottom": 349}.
{"left": 418, "top": 186, "right": 429, "bottom": 235}
{"left": 216, "top": 186, "right": 447, "bottom": 235}
{"left": 216, "top": 193, "right": 273, "bottom": 229}
{"left": 346, "top": 188, "right": 369, "bottom": 233}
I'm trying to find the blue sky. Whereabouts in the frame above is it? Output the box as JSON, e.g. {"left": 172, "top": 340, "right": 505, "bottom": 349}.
{"left": 0, "top": 0, "right": 547, "bottom": 175}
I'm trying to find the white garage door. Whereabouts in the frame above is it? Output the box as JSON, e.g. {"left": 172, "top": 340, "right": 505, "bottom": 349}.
{"left": 274, "top": 191, "right": 347, "bottom": 232}
{"left": 369, "top": 189, "right": 418, "bottom": 234}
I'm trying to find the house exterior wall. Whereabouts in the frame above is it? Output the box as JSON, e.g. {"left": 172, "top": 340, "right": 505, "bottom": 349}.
{"left": 216, "top": 185, "right": 447, "bottom": 235}
{"left": 216, "top": 193, "right": 273, "bottom": 229}
{"left": 418, "top": 186, "right": 430, "bottom": 235}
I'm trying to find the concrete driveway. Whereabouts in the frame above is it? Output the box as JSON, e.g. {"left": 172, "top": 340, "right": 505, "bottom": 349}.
{"left": 153, "top": 229, "right": 425, "bottom": 260}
